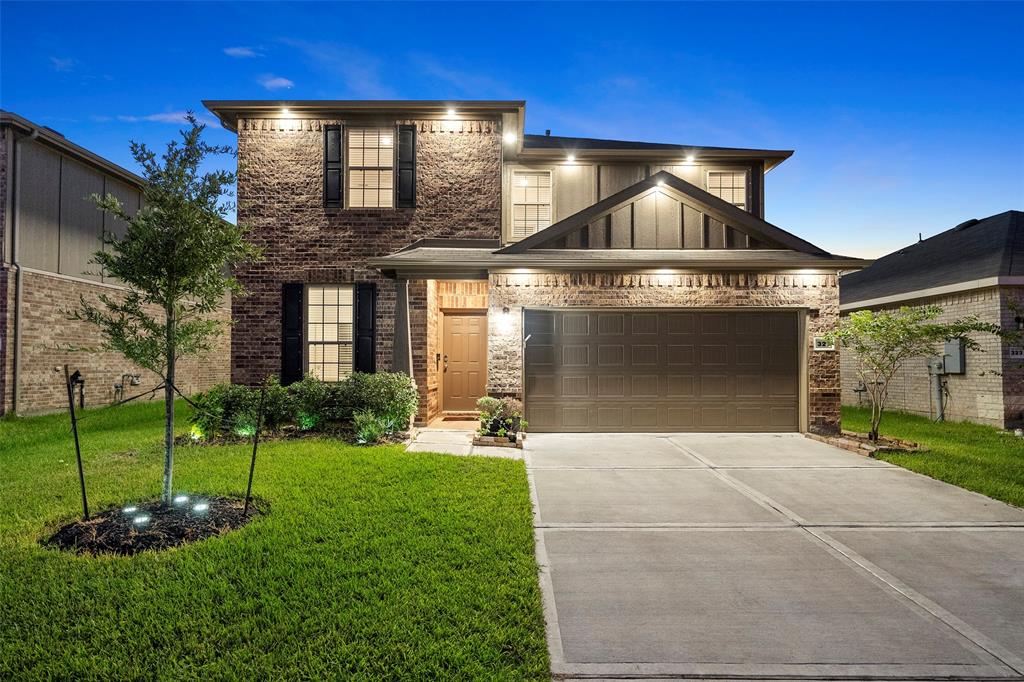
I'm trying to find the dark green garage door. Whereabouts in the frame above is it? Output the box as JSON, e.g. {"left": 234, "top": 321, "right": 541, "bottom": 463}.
{"left": 523, "top": 309, "right": 800, "bottom": 433}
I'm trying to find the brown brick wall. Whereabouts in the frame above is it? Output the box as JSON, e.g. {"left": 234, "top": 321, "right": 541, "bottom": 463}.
{"left": 841, "top": 286, "right": 1021, "bottom": 429}
{"left": 233, "top": 118, "right": 502, "bottom": 387}
{"left": 486, "top": 271, "right": 841, "bottom": 434}
{"left": 0, "top": 269, "right": 230, "bottom": 415}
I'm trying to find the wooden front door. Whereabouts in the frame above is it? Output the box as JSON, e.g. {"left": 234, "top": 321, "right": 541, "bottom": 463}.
{"left": 442, "top": 312, "right": 488, "bottom": 412}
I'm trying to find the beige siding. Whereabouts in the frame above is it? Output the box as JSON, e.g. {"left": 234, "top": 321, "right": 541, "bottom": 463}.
{"left": 17, "top": 140, "right": 61, "bottom": 271}
{"left": 58, "top": 157, "right": 104, "bottom": 280}
{"left": 840, "top": 287, "right": 1011, "bottom": 428}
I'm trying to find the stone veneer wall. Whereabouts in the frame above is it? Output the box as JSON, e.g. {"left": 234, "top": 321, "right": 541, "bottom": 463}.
{"left": 233, "top": 118, "right": 501, "bottom": 388}
{"left": 0, "top": 269, "right": 230, "bottom": 415}
{"left": 840, "top": 286, "right": 1023, "bottom": 428}
{"left": 486, "top": 271, "right": 842, "bottom": 434}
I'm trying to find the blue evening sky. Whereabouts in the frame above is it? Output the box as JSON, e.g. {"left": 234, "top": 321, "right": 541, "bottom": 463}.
{"left": 2, "top": 1, "right": 1021, "bottom": 258}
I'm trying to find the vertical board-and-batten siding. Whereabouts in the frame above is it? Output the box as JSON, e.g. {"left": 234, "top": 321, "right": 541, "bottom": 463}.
{"left": 14, "top": 137, "right": 140, "bottom": 282}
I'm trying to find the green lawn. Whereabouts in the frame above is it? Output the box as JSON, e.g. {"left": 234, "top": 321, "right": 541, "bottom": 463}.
{"left": 842, "top": 406, "right": 1024, "bottom": 508}
{"left": 0, "top": 402, "right": 548, "bottom": 680}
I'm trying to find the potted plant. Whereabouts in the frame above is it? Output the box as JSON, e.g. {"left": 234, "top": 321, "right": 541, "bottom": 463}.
{"left": 475, "top": 396, "right": 527, "bottom": 447}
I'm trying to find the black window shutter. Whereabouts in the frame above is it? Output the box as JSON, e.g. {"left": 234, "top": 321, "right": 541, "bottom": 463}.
{"left": 353, "top": 282, "right": 377, "bottom": 373}
{"left": 324, "top": 125, "right": 343, "bottom": 208}
{"left": 396, "top": 125, "right": 416, "bottom": 208}
{"left": 281, "top": 283, "right": 304, "bottom": 385}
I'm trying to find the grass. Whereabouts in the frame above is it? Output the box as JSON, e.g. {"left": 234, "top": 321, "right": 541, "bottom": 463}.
{"left": 843, "top": 405, "right": 1024, "bottom": 508}
{"left": 0, "top": 402, "right": 549, "bottom": 680}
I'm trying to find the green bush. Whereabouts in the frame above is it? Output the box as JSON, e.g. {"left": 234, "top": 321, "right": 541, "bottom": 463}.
{"left": 353, "top": 410, "right": 387, "bottom": 445}
{"left": 189, "top": 373, "right": 417, "bottom": 441}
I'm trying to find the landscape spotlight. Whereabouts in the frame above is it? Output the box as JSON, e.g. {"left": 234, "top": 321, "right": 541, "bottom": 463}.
{"left": 173, "top": 495, "right": 189, "bottom": 505}
{"left": 192, "top": 502, "right": 209, "bottom": 513}
{"left": 123, "top": 505, "right": 138, "bottom": 514}
{"left": 133, "top": 515, "right": 150, "bottom": 525}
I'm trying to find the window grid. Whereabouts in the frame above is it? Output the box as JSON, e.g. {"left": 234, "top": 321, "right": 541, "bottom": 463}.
{"left": 511, "top": 170, "right": 552, "bottom": 239}
{"left": 706, "top": 170, "right": 748, "bottom": 211}
{"left": 306, "top": 285, "right": 354, "bottom": 382}
{"left": 348, "top": 128, "right": 394, "bottom": 208}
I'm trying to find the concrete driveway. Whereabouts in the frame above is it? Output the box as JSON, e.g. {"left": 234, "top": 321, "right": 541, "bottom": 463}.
{"left": 525, "top": 433, "right": 1024, "bottom": 680}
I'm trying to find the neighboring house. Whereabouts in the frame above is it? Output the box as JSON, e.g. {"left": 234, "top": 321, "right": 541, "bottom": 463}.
{"left": 204, "top": 99, "right": 867, "bottom": 434}
{"left": 840, "top": 211, "right": 1024, "bottom": 428}
{"left": 0, "top": 111, "right": 230, "bottom": 415}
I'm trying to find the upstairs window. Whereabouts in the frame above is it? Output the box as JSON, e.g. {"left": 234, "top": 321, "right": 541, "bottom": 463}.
{"left": 706, "top": 170, "right": 748, "bottom": 211}
{"left": 306, "top": 285, "right": 354, "bottom": 381}
{"left": 511, "top": 170, "right": 552, "bottom": 239}
{"left": 347, "top": 128, "right": 394, "bottom": 208}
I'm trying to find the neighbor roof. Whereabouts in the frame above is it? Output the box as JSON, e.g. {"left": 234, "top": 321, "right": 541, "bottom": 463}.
{"left": 0, "top": 110, "right": 144, "bottom": 188}
{"left": 841, "top": 210, "right": 1024, "bottom": 308}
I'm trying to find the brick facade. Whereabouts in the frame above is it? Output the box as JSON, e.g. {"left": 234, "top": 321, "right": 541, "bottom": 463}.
{"left": 486, "top": 271, "right": 841, "bottom": 434}
{"left": 232, "top": 118, "right": 501, "bottom": 387}
{"left": 840, "top": 286, "right": 1024, "bottom": 428}
{"left": 0, "top": 269, "right": 230, "bottom": 415}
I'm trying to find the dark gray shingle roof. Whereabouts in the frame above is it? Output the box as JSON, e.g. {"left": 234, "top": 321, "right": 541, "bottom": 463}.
{"left": 522, "top": 133, "right": 791, "bottom": 157}
{"left": 840, "top": 211, "right": 1024, "bottom": 305}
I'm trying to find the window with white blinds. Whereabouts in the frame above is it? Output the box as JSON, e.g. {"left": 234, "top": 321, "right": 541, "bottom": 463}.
{"left": 347, "top": 128, "right": 394, "bottom": 208}
{"left": 511, "top": 170, "right": 552, "bottom": 239}
{"left": 306, "top": 285, "right": 354, "bottom": 381}
{"left": 706, "top": 170, "right": 749, "bottom": 211}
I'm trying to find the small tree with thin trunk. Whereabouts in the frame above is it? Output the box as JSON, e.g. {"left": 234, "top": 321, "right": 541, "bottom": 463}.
{"left": 829, "top": 305, "right": 1000, "bottom": 441}
{"left": 73, "top": 114, "right": 258, "bottom": 503}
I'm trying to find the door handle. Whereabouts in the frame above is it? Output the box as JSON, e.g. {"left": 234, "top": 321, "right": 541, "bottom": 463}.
{"left": 443, "top": 354, "right": 449, "bottom": 372}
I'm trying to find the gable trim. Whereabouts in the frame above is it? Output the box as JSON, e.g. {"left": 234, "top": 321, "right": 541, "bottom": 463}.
{"left": 497, "top": 170, "right": 830, "bottom": 256}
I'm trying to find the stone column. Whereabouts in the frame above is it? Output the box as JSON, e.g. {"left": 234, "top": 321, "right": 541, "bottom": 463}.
{"left": 393, "top": 278, "right": 413, "bottom": 377}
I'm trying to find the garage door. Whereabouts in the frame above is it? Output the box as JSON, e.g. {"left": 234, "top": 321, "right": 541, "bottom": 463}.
{"left": 523, "top": 309, "right": 799, "bottom": 432}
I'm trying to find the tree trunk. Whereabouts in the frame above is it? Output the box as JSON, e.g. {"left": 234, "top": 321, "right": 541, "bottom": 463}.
{"left": 162, "top": 307, "right": 175, "bottom": 504}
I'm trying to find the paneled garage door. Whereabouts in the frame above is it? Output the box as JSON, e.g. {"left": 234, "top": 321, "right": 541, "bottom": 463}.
{"left": 523, "top": 309, "right": 800, "bottom": 432}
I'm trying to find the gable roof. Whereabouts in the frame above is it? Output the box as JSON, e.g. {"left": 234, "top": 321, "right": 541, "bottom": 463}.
{"left": 498, "top": 170, "right": 831, "bottom": 256}
{"left": 840, "top": 211, "right": 1024, "bottom": 307}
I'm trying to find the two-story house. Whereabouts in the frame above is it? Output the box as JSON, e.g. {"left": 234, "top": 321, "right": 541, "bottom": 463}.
{"left": 204, "top": 100, "right": 867, "bottom": 434}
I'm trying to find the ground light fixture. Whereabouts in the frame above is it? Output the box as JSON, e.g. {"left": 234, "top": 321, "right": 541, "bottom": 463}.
{"left": 122, "top": 505, "right": 137, "bottom": 514}
{"left": 133, "top": 515, "right": 150, "bottom": 525}
{"left": 173, "top": 495, "right": 189, "bottom": 505}
{"left": 192, "top": 502, "right": 209, "bottom": 513}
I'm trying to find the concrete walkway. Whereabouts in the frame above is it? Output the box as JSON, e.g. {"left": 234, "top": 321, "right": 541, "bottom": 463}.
{"left": 526, "top": 433, "right": 1024, "bottom": 680}
{"left": 405, "top": 426, "right": 521, "bottom": 459}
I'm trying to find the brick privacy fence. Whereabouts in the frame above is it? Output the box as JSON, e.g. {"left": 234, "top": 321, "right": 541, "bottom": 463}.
{"left": 0, "top": 269, "right": 230, "bottom": 415}
{"left": 840, "top": 286, "right": 1024, "bottom": 428}
{"left": 233, "top": 118, "right": 502, "bottom": 387}
{"left": 487, "top": 271, "right": 842, "bottom": 434}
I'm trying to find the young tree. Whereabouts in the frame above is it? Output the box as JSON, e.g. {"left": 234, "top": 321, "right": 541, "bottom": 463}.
{"left": 73, "top": 114, "right": 259, "bottom": 503}
{"left": 830, "top": 305, "right": 1000, "bottom": 442}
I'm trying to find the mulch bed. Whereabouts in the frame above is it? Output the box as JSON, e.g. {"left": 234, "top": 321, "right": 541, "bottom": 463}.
{"left": 44, "top": 495, "right": 267, "bottom": 557}
{"left": 175, "top": 427, "right": 407, "bottom": 447}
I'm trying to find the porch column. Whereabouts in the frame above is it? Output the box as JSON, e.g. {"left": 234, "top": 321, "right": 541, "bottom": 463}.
{"left": 393, "top": 278, "right": 414, "bottom": 377}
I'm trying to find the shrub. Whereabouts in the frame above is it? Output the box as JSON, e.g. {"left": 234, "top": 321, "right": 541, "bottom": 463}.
{"left": 338, "top": 372, "right": 418, "bottom": 425}
{"left": 477, "top": 396, "right": 526, "bottom": 439}
{"left": 353, "top": 410, "right": 388, "bottom": 445}
{"left": 189, "top": 373, "right": 418, "bottom": 440}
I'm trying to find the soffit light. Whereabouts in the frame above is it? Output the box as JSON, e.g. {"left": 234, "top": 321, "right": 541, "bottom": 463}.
{"left": 281, "top": 108, "right": 290, "bottom": 116}
{"left": 685, "top": 154, "right": 696, "bottom": 163}
{"left": 566, "top": 154, "right": 575, "bottom": 163}
{"left": 446, "top": 108, "right": 456, "bottom": 117}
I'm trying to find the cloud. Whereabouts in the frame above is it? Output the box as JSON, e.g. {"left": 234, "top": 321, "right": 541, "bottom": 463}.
{"left": 114, "top": 112, "right": 219, "bottom": 127}
{"left": 415, "top": 55, "right": 518, "bottom": 98}
{"left": 49, "top": 56, "right": 75, "bottom": 72}
{"left": 223, "top": 46, "right": 261, "bottom": 58}
{"left": 280, "top": 39, "right": 394, "bottom": 98}
{"left": 257, "top": 74, "right": 295, "bottom": 90}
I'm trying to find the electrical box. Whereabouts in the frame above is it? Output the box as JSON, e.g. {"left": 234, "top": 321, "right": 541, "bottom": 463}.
{"left": 943, "top": 338, "right": 966, "bottom": 375}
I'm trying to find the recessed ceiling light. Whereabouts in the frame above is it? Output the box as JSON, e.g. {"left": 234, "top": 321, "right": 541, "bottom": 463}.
{"left": 281, "top": 108, "right": 290, "bottom": 116}
{"left": 446, "top": 108, "right": 456, "bottom": 117}
{"left": 685, "top": 153, "right": 695, "bottom": 163}
{"left": 566, "top": 154, "right": 575, "bottom": 163}
{"left": 657, "top": 180, "right": 665, "bottom": 187}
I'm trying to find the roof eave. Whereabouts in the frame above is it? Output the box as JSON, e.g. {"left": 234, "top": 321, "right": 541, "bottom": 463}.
{"left": 516, "top": 146, "right": 794, "bottom": 167}
{"left": 202, "top": 99, "right": 527, "bottom": 133}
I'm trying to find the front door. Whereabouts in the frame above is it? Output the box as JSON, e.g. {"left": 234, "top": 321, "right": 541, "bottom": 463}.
{"left": 442, "top": 312, "right": 488, "bottom": 412}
